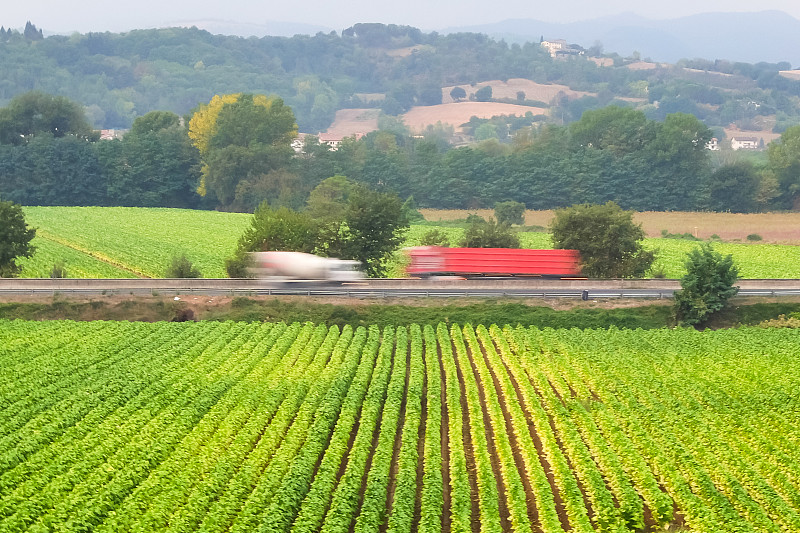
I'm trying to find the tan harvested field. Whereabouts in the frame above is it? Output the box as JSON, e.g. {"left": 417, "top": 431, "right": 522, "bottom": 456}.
{"left": 420, "top": 209, "right": 800, "bottom": 243}
{"left": 323, "top": 108, "right": 380, "bottom": 136}
{"left": 588, "top": 57, "right": 614, "bottom": 67}
{"left": 683, "top": 68, "right": 735, "bottom": 78}
{"left": 402, "top": 102, "right": 547, "bottom": 132}
{"left": 779, "top": 70, "right": 800, "bottom": 80}
{"left": 442, "top": 78, "right": 592, "bottom": 104}
{"left": 385, "top": 44, "right": 434, "bottom": 57}
{"left": 625, "top": 61, "right": 661, "bottom": 70}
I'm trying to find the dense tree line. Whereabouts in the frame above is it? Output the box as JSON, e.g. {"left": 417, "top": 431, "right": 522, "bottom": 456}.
{"left": 1, "top": 90, "right": 799, "bottom": 212}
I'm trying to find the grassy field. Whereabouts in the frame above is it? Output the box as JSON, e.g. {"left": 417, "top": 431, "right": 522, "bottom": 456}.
{"left": 19, "top": 207, "right": 251, "bottom": 278}
{"left": 16, "top": 206, "right": 800, "bottom": 279}
{"left": 3, "top": 319, "right": 800, "bottom": 532}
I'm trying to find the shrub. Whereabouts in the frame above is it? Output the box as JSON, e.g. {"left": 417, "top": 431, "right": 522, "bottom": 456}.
{"left": 460, "top": 217, "right": 520, "bottom": 248}
{"left": 493, "top": 200, "right": 525, "bottom": 226}
{"left": 419, "top": 228, "right": 451, "bottom": 247}
{"left": 165, "top": 254, "right": 202, "bottom": 278}
{"left": 673, "top": 243, "right": 739, "bottom": 326}
{"left": 49, "top": 260, "right": 67, "bottom": 279}
{"left": 746, "top": 233, "right": 763, "bottom": 241}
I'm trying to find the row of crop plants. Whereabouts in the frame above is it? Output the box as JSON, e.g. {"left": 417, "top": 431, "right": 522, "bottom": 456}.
{"left": 3, "top": 320, "right": 800, "bottom": 531}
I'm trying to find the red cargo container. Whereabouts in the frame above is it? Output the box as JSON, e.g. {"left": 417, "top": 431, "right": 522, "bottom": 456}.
{"left": 406, "top": 247, "right": 582, "bottom": 278}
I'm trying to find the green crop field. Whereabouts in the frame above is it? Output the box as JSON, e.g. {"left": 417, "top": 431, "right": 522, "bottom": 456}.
{"left": 16, "top": 206, "right": 800, "bottom": 278}
{"left": 3, "top": 319, "right": 800, "bottom": 532}
{"left": 19, "top": 207, "right": 251, "bottom": 278}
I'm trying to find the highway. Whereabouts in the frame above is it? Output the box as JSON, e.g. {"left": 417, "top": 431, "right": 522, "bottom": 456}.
{"left": 2, "top": 278, "right": 800, "bottom": 299}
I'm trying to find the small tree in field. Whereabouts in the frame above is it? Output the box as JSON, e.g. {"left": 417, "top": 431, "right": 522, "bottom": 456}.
{"left": 0, "top": 198, "right": 36, "bottom": 278}
{"left": 551, "top": 201, "right": 654, "bottom": 278}
{"left": 674, "top": 244, "right": 738, "bottom": 326}
{"left": 165, "top": 254, "right": 202, "bottom": 278}
{"left": 419, "top": 228, "right": 451, "bottom": 247}
{"left": 461, "top": 217, "right": 520, "bottom": 248}
{"left": 450, "top": 86, "right": 467, "bottom": 102}
{"left": 494, "top": 200, "right": 525, "bottom": 226}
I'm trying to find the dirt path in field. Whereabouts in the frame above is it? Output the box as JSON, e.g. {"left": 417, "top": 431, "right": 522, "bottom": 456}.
{"left": 37, "top": 232, "right": 150, "bottom": 278}
{"left": 451, "top": 335, "right": 481, "bottom": 533}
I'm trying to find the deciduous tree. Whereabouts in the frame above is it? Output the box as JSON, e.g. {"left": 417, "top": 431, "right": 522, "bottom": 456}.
{"left": 0, "top": 198, "right": 36, "bottom": 277}
{"left": 673, "top": 243, "right": 738, "bottom": 326}
{"left": 188, "top": 93, "right": 297, "bottom": 208}
{"left": 551, "top": 201, "right": 654, "bottom": 278}
{"left": 460, "top": 216, "right": 520, "bottom": 248}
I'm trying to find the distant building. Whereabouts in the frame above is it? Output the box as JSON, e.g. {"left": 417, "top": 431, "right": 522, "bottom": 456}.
{"left": 541, "top": 38, "right": 585, "bottom": 58}
{"left": 706, "top": 137, "right": 720, "bottom": 151}
{"left": 730, "top": 136, "right": 760, "bottom": 150}
{"left": 317, "top": 132, "right": 366, "bottom": 151}
{"left": 99, "top": 129, "right": 126, "bottom": 140}
{"left": 291, "top": 133, "right": 308, "bottom": 153}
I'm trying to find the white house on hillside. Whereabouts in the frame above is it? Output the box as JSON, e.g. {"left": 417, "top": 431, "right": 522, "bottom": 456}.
{"left": 730, "top": 136, "right": 760, "bottom": 150}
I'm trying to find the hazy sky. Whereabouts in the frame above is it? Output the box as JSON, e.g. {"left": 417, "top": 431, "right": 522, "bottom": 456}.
{"left": 4, "top": 0, "right": 800, "bottom": 33}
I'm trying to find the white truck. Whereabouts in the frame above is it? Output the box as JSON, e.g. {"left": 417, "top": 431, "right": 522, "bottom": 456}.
{"left": 248, "top": 251, "right": 364, "bottom": 282}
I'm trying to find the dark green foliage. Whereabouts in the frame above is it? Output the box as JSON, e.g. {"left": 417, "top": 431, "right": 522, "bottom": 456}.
{"left": 165, "top": 254, "right": 202, "bottom": 278}
{"left": 236, "top": 201, "right": 318, "bottom": 255}
{"left": 673, "top": 243, "right": 739, "bottom": 326}
{"left": 449, "top": 87, "right": 467, "bottom": 101}
{"left": 228, "top": 184, "right": 408, "bottom": 278}
{"left": 493, "top": 200, "right": 525, "bottom": 226}
{"left": 0, "top": 198, "right": 36, "bottom": 278}
{"left": 474, "top": 85, "right": 493, "bottom": 102}
{"left": 419, "top": 228, "right": 451, "bottom": 247}
{"left": 661, "top": 229, "right": 701, "bottom": 241}
{"left": 706, "top": 162, "right": 759, "bottom": 213}
{"left": 746, "top": 233, "right": 763, "bottom": 241}
{"left": 0, "top": 91, "right": 95, "bottom": 145}
{"left": 460, "top": 217, "right": 520, "bottom": 248}
{"left": 340, "top": 186, "right": 409, "bottom": 277}
{"left": 100, "top": 122, "right": 201, "bottom": 208}
{"left": 551, "top": 202, "right": 654, "bottom": 278}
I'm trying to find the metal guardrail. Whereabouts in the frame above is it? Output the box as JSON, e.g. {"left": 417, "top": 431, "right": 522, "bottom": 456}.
{"left": 1, "top": 280, "right": 800, "bottom": 299}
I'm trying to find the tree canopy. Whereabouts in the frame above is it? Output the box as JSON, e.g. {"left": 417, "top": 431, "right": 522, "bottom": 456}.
{"left": 674, "top": 243, "right": 739, "bottom": 326}
{"left": 0, "top": 198, "right": 36, "bottom": 277}
{"left": 0, "top": 91, "right": 95, "bottom": 145}
{"left": 550, "top": 201, "right": 654, "bottom": 278}
{"left": 189, "top": 93, "right": 298, "bottom": 207}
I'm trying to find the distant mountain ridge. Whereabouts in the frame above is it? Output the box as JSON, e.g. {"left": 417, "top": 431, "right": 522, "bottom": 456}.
{"left": 442, "top": 10, "right": 800, "bottom": 67}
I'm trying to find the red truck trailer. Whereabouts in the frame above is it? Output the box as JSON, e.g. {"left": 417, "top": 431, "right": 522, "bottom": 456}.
{"left": 406, "top": 247, "right": 583, "bottom": 278}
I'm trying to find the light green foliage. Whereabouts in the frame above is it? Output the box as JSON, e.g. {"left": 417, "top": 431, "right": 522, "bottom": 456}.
{"left": 21, "top": 206, "right": 250, "bottom": 278}
{"left": 674, "top": 243, "right": 739, "bottom": 326}
{"left": 419, "top": 228, "right": 451, "bottom": 247}
{"left": 14, "top": 208, "right": 800, "bottom": 279}
{"left": 4, "top": 321, "right": 800, "bottom": 532}
{"left": 551, "top": 202, "right": 655, "bottom": 278}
